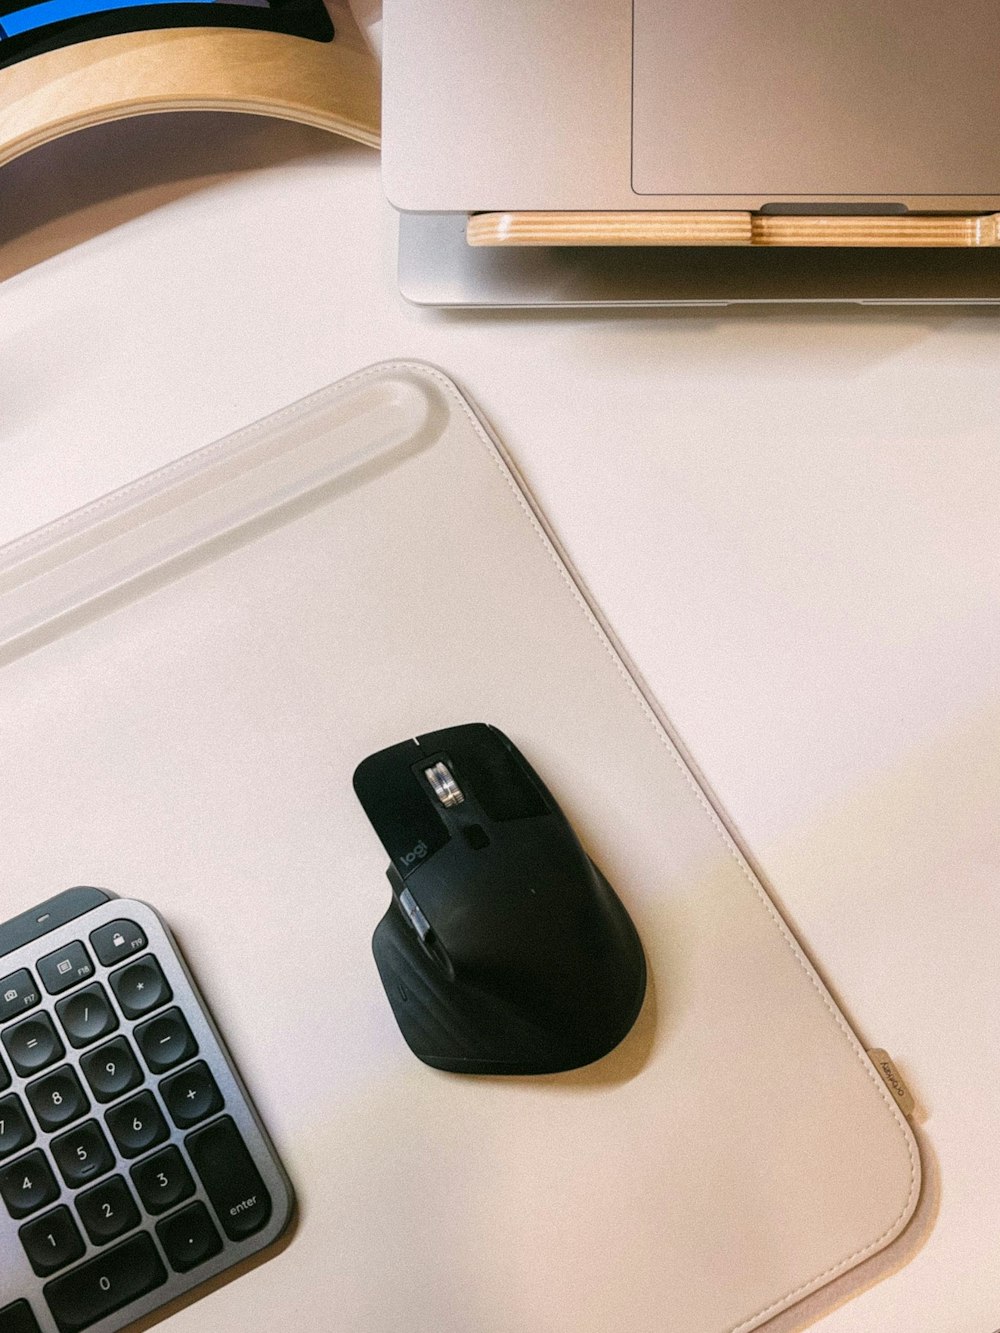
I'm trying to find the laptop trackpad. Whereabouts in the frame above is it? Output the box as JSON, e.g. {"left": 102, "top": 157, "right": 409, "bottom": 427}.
{"left": 632, "top": 0, "right": 1000, "bottom": 197}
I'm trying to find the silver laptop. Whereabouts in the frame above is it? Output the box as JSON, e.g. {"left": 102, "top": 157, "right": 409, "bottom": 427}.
{"left": 383, "top": 0, "right": 1000, "bottom": 305}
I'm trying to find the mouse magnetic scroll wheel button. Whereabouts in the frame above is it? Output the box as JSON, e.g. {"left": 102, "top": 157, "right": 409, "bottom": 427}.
{"left": 424, "top": 762, "right": 465, "bottom": 807}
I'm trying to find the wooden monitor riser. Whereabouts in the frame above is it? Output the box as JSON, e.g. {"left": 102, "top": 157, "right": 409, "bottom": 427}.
{"left": 466, "top": 211, "right": 1000, "bottom": 249}
{"left": 0, "top": 0, "right": 379, "bottom": 172}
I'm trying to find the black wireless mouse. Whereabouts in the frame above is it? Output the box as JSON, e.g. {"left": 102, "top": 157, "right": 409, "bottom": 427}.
{"left": 352, "top": 723, "right": 647, "bottom": 1075}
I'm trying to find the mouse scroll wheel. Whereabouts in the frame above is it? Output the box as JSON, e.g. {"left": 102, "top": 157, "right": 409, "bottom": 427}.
{"left": 424, "top": 761, "right": 465, "bottom": 807}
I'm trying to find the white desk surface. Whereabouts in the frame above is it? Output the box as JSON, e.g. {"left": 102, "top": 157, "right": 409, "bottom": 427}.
{"left": 1, "top": 44, "right": 999, "bottom": 1333}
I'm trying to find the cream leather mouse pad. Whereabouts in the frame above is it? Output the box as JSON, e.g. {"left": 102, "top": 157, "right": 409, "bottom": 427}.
{"left": 0, "top": 363, "right": 921, "bottom": 1332}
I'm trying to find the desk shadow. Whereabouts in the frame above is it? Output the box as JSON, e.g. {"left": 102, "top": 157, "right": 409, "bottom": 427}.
{"left": 0, "top": 112, "right": 369, "bottom": 283}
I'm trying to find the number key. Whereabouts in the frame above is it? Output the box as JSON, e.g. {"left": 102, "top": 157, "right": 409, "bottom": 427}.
{"left": 76, "top": 1175, "right": 141, "bottom": 1246}
{"left": 105, "top": 1091, "right": 168, "bottom": 1158}
{"left": 0, "top": 1150, "right": 59, "bottom": 1219}
{"left": 56, "top": 983, "right": 118, "bottom": 1049}
{"left": 79, "top": 1037, "right": 142, "bottom": 1104}
{"left": 26, "top": 1066, "right": 89, "bottom": 1133}
{"left": 19, "top": 1206, "right": 85, "bottom": 1277}
{"left": 130, "top": 1146, "right": 195, "bottom": 1215}
{"left": 51, "top": 1120, "right": 114, "bottom": 1190}
{"left": 0, "top": 1094, "right": 35, "bottom": 1162}
{"left": 43, "top": 1232, "right": 167, "bottom": 1331}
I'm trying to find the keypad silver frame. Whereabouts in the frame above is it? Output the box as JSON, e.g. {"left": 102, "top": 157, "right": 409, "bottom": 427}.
{"left": 0, "top": 894, "right": 294, "bottom": 1333}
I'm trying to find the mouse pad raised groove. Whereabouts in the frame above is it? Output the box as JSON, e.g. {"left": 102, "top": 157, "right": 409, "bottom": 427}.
{"left": 0, "top": 362, "right": 921, "bottom": 1332}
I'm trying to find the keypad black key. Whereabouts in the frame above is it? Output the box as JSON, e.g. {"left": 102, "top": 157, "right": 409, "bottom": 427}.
{"left": 0, "top": 1150, "right": 60, "bottom": 1219}
{"left": 0, "top": 1093, "right": 35, "bottom": 1161}
{"left": 43, "top": 1231, "right": 168, "bottom": 1333}
{"left": 186, "top": 1116, "right": 271, "bottom": 1240}
{"left": 76, "top": 1174, "right": 141, "bottom": 1246}
{"left": 19, "top": 1206, "right": 86, "bottom": 1277}
{"left": 0, "top": 971, "right": 41, "bottom": 1024}
{"left": 79, "top": 1037, "right": 143, "bottom": 1104}
{"left": 37, "top": 942, "right": 95, "bottom": 997}
{"left": 105, "top": 1091, "right": 168, "bottom": 1159}
{"left": 0, "top": 1299, "right": 43, "bottom": 1333}
{"left": 51, "top": 1120, "right": 114, "bottom": 1190}
{"left": 88, "top": 919, "right": 147, "bottom": 968}
{"left": 135, "top": 1008, "right": 197, "bottom": 1074}
{"left": 2, "top": 1014, "right": 64, "bottom": 1077}
{"left": 130, "top": 1145, "right": 195, "bottom": 1215}
{"left": 156, "top": 1200, "right": 223, "bottom": 1273}
{"left": 160, "top": 1061, "right": 223, "bottom": 1129}
{"left": 109, "top": 956, "right": 171, "bottom": 1020}
{"left": 26, "top": 1066, "right": 89, "bottom": 1133}
{"left": 0, "top": 1056, "right": 9, "bottom": 1093}
{"left": 55, "top": 984, "right": 118, "bottom": 1049}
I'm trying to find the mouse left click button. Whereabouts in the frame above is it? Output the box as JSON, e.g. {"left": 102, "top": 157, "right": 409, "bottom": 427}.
{"left": 398, "top": 889, "right": 433, "bottom": 944}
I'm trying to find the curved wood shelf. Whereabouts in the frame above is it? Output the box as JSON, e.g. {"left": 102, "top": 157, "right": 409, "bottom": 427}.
{"left": 0, "top": 0, "right": 379, "bottom": 171}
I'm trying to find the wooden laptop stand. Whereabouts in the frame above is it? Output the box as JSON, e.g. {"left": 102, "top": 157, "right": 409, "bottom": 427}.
{"left": 467, "top": 211, "right": 1000, "bottom": 248}
{"left": 0, "top": 0, "right": 379, "bottom": 172}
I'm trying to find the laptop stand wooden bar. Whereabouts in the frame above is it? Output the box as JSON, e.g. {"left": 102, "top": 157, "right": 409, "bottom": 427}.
{"left": 466, "top": 211, "right": 1000, "bottom": 248}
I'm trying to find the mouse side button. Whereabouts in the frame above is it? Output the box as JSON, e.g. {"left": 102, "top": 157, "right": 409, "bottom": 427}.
{"left": 398, "top": 887, "right": 433, "bottom": 943}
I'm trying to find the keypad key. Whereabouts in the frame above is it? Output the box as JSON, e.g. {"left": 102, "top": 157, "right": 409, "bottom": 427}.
{"left": 156, "top": 1200, "right": 223, "bottom": 1274}
{"left": 0, "top": 1094, "right": 35, "bottom": 1161}
{"left": 0, "top": 1299, "right": 43, "bottom": 1333}
{"left": 0, "top": 971, "right": 41, "bottom": 1024}
{"left": 37, "top": 943, "right": 95, "bottom": 997}
{"left": 135, "top": 1008, "right": 197, "bottom": 1074}
{"left": 160, "top": 1061, "right": 223, "bottom": 1130}
{"left": 2, "top": 1014, "right": 64, "bottom": 1077}
{"left": 0, "top": 1056, "right": 9, "bottom": 1093}
{"left": 79, "top": 1037, "right": 143, "bottom": 1104}
{"left": 56, "top": 984, "right": 118, "bottom": 1049}
{"left": 43, "top": 1231, "right": 167, "bottom": 1333}
{"left": 26, "top": 1067, "right": 89, "bottom": 1133}
{"left": 130, "top": 1145, "right": 195, "bottom": 1216}
{"left": 51, "top": 1120, "right": 114, "bottom": 1190}
{"left": 186, "top": 1115, "right": 271, "bottom": 1240}
{"left": 89, "top": 919, "right": 148, "bottom": 968}
{"left": 109, "top": 956, "right": 171, "bottom": 1021}
{"left": 0, "top": 1150, "right": 59, "bottom": 1219}
{"left": 19, "top": 1206, "right": 85, "bottom": 1277}
{"left": 105, "top": 1091, "right": 168, "bottom": 1159}
{"left": 76, "top": 1174, "right": 141, "bottom": 1246}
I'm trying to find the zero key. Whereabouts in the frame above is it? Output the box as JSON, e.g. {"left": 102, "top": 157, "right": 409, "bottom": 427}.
{"left": 43, "top": 1232, "right": 166, "bottom": 1332}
